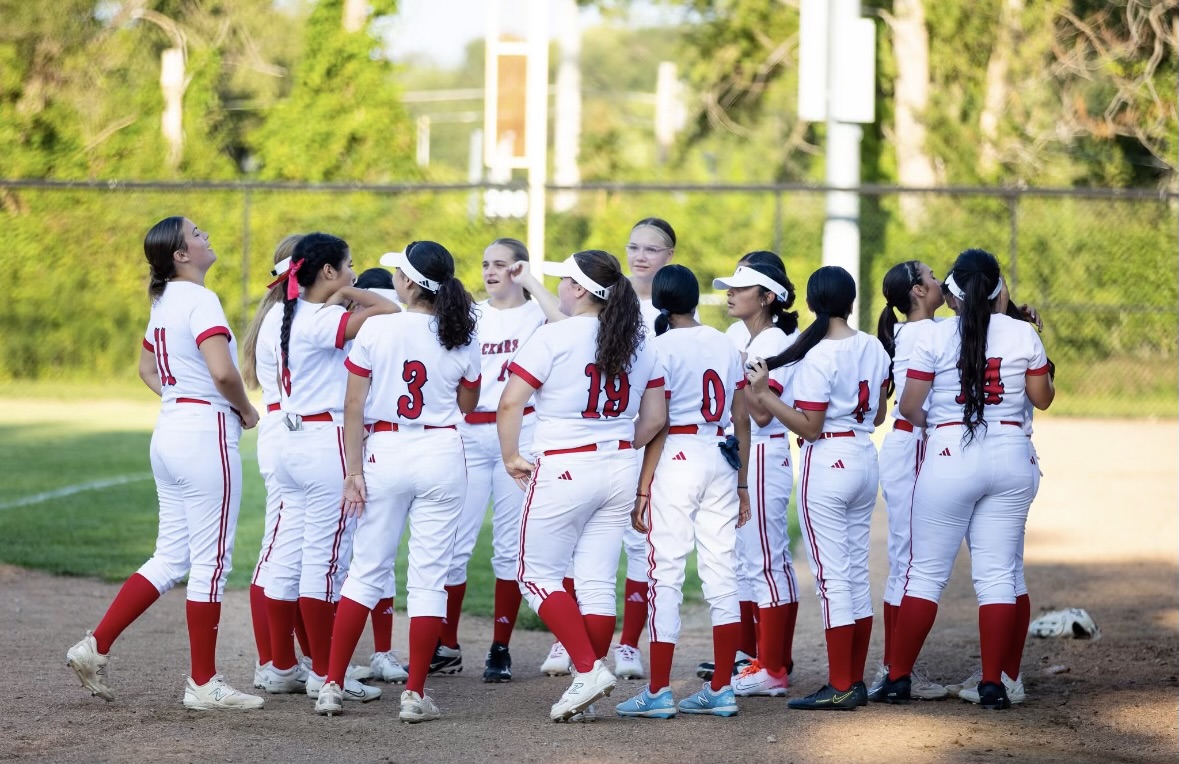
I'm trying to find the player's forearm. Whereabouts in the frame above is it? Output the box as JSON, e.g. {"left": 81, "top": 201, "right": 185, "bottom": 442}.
{"left": 735, "top": 412, "right": 752, "bottom": 487}
{"left": 212, "top": 375, "right": 254, "bottom": 414}
{"left": 760, "top": 391, "right": 820, "bottom": 441}
{"left": 637, "top": 425, "right": 667, "bottom": 494}
{"left": 496, "top": 402, "right": 525, "bottom": 462}
{"left": 343, "top": 392, "right": 366, "bottom": 475}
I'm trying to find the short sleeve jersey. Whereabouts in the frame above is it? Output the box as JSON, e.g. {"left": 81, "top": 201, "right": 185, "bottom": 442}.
{"left": 472, "top": 300, "right": 547, "bottom": 413}
{"left": 725, "top": 321, "right": 751, "bottom": 350}
{"left": 889, "top": 318, "right": 939, "bottom": 422}
{"left": 142, "top": 281, "right": 238, "bottom": 407}
{"left": 907, "top": 314, "right": 1049, "bottom": 426}
{"left": 654, "top": 325, "right": 745, "bottom": 431}
{"left": 281, "top": 300, "right": 352, "bottom": 416}
{"left": 744, "top": 327, "right": 799, "bottom": 438}
{"left": 792, "top": 332, "right": 891, "bottom": 435}
{"left": 508, "top": 315, "right": 663, "bottom": 453}
{"left": 256, "top": 303, "right": 283, "bottom": 407}
{"left": 345, "top": 312, "right": 481, "bottom": 428}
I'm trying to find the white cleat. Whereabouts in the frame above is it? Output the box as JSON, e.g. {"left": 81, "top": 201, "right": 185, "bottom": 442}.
{"left": 945, "top": 665, "right": 982, "bottom": 698}
{"left": 371, "top": 651, "right": 409, "bottom": 683}
{"left": 540, "top": 642, "right": 572, "bottom": 677}
{"left": 613, "top": 644, "right": 646, "bottom": 680}
{"left": 569, "top": 703, "right": 598, "bottom": 723}
{"left": 66, "top": 632, "right": 114, "bottom": 702}
{"left": 550, "top": 660, "right": 617, "bottom": 722}
{"left": 183, "top": 675, "right": 265, "bottom": 711}
{"left": 732, "top": 661, "right": 789, "bottom": 697}
{"left": 253, "top": 661, "right": 268, "bottom": 689}
{"left": 911, "top": 665, "right": 949, "bottom": 700}
{"left": 315, "top": 681, "right": 345, "bottom": 716}
{"left": 259, "top": 662, "right": 308, "bottom": 694}
{"left": 960, "top": 672, "right": 1025, "bottom": 705}
{"left": 306, "top": 672, "right": 382, "bottom": 702}
{"left": 399, "top": 690, "right": 441, "bottom": 723}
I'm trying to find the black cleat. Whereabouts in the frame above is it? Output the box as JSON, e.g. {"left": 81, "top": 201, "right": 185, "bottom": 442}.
{"left": 482, "top": 642, "right": 513, "bottom": 683}
{"left": 427, "top": 642, "right": 463, "bottom": 676}
{"left": 851, "top": 681, "right": 868, "bottom": 707}
{"left": 787, "top": 684, "right": 860, "bottom": 711}
{"left": 977, "top": 681, "right": 1011, "bottom": 710}
{"left": 869, "top": 673, "right": 911, "bottom": 704}
{"left": 695, "top": 660, "right": 715, "bottom": 681}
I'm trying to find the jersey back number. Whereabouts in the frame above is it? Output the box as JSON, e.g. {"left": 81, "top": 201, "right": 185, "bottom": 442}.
{"left": 851, "top": 380, "right": 871, "bottom": 423}
{"left": 152, "top": 328, "right": 178, "bottom": 387}
{"left": 582, "top": 363, "right": 631, "bottom": 419}
{"left": 700, "top": 369, "right": 727, "bottom": 423}
{"left": 397, "top": 360, "right": 428, "bottom": 419}
{"left": 955, "top": 357, "right": 1005, "bottom": 405}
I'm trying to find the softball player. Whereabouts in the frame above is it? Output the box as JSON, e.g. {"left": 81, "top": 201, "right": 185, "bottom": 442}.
{"left": 498, "top": 250, "right": 667, "bottom": 721}
{"left": 868, "top": 259, "right": 948, "bottom": 702}
{"left": 876, "top": 249, "right": 1054, "bottom": 710}
{"left": 712, "top": 260, "right": 801, "bottom": 697}
{"left": 614, "top": 265, "right": 751, "bottom": 719}
{"left": 314, "top": 241, "right": 480, "bottom": 722}
{"left": 747, "top": 265, "right": 891, "bottom": 710}
{"left": 66, "top": 217, "right": 264, "bottom": 710}
{"left": 723, "top": 251, "right": 788, "bottom": 353}
{"left": 261, "top": 232, "right": 395, "bottom": 704}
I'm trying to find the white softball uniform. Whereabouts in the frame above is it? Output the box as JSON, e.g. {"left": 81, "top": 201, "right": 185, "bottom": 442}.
{"left": 138, "top": 281, "right": 241, "bottom": 602}
{"left": 739, "top": 327, "right": 800, "bottom": 608}
{"left": 450, "top": 300, "right": 546, "bottom": 585}
{"left": 509, "top": 316, "right": 663, "bottom": 617}
{"left": 793, "top": 333, "right": 891, "bottom": 629}
{"left": 266, "top": 301, "right": 355, "bottom": 604}
{"left": 342, "top": 312, "right": 481, "bottom": 617}
{"left": 252, "top": 303, "right": 285, "bottom": 590}
{"left": 646, "top": 325, "right": 744, "bottom": 643}
{"left": 903, "top": 315, "right": 1049, "bottom": 606}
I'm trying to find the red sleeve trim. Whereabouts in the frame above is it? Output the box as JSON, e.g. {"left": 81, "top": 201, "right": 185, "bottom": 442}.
{"left": 795, "top": 400, "right": 829, "bottom": 411}
{"left": 735, "top": 379, "right": 747, "bottom": 390}
{"left": 664, "top": 390, "right": 672, "bottom": 399}
{"left": 460, "top": 374, "right": 482, "bottom": 390}
{"left": 142, "top": 338, "right": 154, "bottom": 352}
{"left": 344, "top": 358, "right": 371, "bottom": 378}
{"left": 334, "top": 312, "right": 350, "bottom": 350}
{"left": 646, "top": 376, "right": 665, "bottom": 389}
{"left": 767, "top": 379, "right": 784, "bottom": 396}
{"left": 906, "top": 369, "right": 935, "bottom": 381}
{"left": 195, "top": 326, "right": 231, "bottom": 347}
{"left": 507, "top": 362, "right": 542, "bottom": 389}
{"left": 1027, "top": 364, "right": 1050, "bottom": 377}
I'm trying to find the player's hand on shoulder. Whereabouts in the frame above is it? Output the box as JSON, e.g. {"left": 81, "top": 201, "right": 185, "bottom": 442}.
{"left": 1020, "top": 303, "right": 1043, "bottom": 332}
{"left": 631, "top": 494, "right": 650, "bottom": 533}
{"left": 504, "top": 453, "right": 535, "bottom": 490}
{"left": 342, "top": 475, "right": 367, "bottom": 517}
{"left": 239, "top": 405, "right": 260, "bottom": 430}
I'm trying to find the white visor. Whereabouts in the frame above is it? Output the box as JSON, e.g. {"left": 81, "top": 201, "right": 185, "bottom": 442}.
{"left": 541, "top": 256, "right": 613, "bottom": 300}
{"left": 946, "top": 273, "right": 1003, "bottom": 302}
{"left": 713, "top": 266, "right": 788, "bottom": 301}
{"left": 380, "top": 250, "right": 439, "bottom": 293}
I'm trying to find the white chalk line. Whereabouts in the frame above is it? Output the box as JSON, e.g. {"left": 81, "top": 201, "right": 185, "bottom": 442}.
{"left": 0, "top": 474, "right": 153, "bottom": 510}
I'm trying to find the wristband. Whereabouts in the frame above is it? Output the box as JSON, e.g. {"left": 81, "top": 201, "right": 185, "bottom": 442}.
{"left": 737, "top": 484, "right": 749, "bottom": 489}
{"left": 637, "top": 492, "right": 649, "bottom": 498}
{"left": 347, "top": 472, "right": 363, "bottom": 478}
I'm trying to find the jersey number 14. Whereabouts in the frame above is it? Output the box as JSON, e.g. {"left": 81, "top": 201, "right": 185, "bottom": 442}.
{"left": 955, "top": 357, "right": 1005, "bottom": 405}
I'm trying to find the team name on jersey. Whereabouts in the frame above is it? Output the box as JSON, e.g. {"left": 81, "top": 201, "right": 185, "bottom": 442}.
{"left": 482, "top": 339, "right": 520, "bottom": 356}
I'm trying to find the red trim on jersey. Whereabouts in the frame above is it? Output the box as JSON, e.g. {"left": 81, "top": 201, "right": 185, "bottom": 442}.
{"left": 506, "top": 362, "right": 542, "bottom": 389}
{"left": 646, "top": 376, "right": 665, "bottom": 389}
{"left": 344, "top": 358, "right": 371, "bottom": 377}
{"left": 795, "top": 400, "right": 828, "bottom": 411}
{"left": 767, "top": 380, "right": 784, "bottom": 396}
{"left": 735, "top": 379, "right": 748, "bottom": 390}
{"left": 142, "top": 338, "right": 154, "bottom": 352}
{"left": 460, "top": 375, "right": 482, "bottom": 390}
{"left": 906, "top": 369, "right": 935, "bottom": 381}
{"left": 1027, "top": 364, "right": 1050, "bottom": 376}
{"left": 664, "top": 390, "right": 672, "bottom": 399}
{"left": 195, "top": 325, "right": 231, "bottom": 348}
{"left": 334, "top": 313, "right": 350, "bottom": 350}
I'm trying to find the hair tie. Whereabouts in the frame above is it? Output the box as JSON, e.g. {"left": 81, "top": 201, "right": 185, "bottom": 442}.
{"left": 658, "top": 308, "right": 670, "bottom": 318}
{"left": 285, "top": 259, "right": 303, "bottom": 301}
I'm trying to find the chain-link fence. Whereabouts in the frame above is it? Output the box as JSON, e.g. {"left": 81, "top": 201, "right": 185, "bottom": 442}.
{"left": 1, "top": 179, "right": 1174, "bottom": 417}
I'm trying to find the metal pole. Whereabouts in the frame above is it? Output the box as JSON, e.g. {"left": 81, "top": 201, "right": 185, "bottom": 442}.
{"left": 773, "top": 189, "right": 783, "bottom": 255}
{"left": 241, "top": 187, "right": 252, "bottom": 331}
{"left": 525, "top": 0, "right": 549, "bottom": 266}
{"left": 1008, "top": 193, "right": 1018, "bottom": 296}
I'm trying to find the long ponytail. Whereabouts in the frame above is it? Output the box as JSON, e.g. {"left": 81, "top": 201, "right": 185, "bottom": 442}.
{"left": 242, "top": 234, "right": 303, "bottom": 389}
{"left": 144, "top": 216, "right": 185, "bottom": 303}
{"left": 765, "top": 266, "right": 856, "bottom": 370}
{"left": 651, "top": 264, "right": 699, "bottom": 336}
{"left": 952, "top": 249, "right": 1002, "bottom": 443}
{"left": 279, "top": 232, "right": 350, "bottom": 388}
{"left": 876, "top": 260, "right": 922, "bottom": 396}
{"left": 404, "top": 240, "right": 477, "bottom": 350}
{"left": 573, "top": 250, "right": 642, "bottom": 377}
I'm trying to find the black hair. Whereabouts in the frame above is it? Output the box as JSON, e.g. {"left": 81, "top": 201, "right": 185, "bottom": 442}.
{"left": 651, "top": 264, "right": 699, "bottom": 336}
{"left": 355, "top": 267, "right": 394, "bottom": 290}
{"left": 951, "top": 248, "right": 1003, "bottom": 443}
{"left": 765, "top": 266, "right": 856, "bottom": 370}
{"left": 243, "top": 234, "right": 303, "bottom": 389}
{"left": 738, "top": 250, "right": 785, "bottom": 272}
{"left": 404, "top": 240, "right": 477, "bottom": 350}
{"left": 744, "top": 261, "right": 800, "bottom": 335}
{"left": 279, "top": 232, "right": 350, "bottom": 388}
{"left": 489, "top": 237, "right": 531, "bottom": 300}
{"left": 876, "top": 260, "right": 923, "bottom": 396}
{"left": 574, "top": 250, "right": 644, "bottom": 377}
{"left": 632, "top": 217, "right": 676, "bottom": 247}
{"left": 144, "top": 216, "right": 186, "bottom": 302}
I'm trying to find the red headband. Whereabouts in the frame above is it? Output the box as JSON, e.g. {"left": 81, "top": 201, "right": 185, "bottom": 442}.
{"left": 285, "top": 259, "right": 302, "bottom": 301}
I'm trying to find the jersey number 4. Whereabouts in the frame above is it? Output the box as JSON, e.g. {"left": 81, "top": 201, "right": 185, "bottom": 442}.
{"left": 582, "top": 363, "right": 631, "bottom": 419}
{"left": 955, "top": 357, "right": 1005, "bottom": 405}
{"left": 852, "top": 380, "right": 871, "bottom": 423}
{"left": 397, "top": 360, "right": 428, "bottom": 419}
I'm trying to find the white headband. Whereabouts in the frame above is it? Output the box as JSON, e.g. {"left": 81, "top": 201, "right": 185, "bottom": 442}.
{"left": 380, "top": 249, "right": 440, "bottom": 293}
{"left": 946, "top": 273, "right": 1003, "bottom": 302}
{"left": 541, "top": 256, "right": 613, "bottom": 300}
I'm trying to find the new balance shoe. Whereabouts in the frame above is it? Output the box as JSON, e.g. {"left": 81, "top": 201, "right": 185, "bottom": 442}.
{"left": 945, "top": 665, "right": 982, "bottom": 698}
{"left": 615, "top": 685, "right": 676, "bottom": 719}
{"left": 182, "top": 676, "right": 265, "bottom": 711}
{"left": 541, "top": 642, "right": 572, "bottom": 676}
{"left": 399, "top": 690, "right": 441, "bottom": 723}
{"left": 483, "top": 642, "right": 513, "bottom": 683}
{"left": 260, "top": 662, "right": 308, "bottom": 694}
{"left": 960, "top": 672, "right": 1025, "bottom": 705}
{"left": 732, "top": 661, "right": 789, "bottom": 697}
{"left": 976, "top": 681, "right": 1011, "bottom": 710}
{"left": 550, "top": 660, "right": 617, "bottom": 722}
{"left": 370, "top": 651, "right": 408, "bottom": 683}
{"left": 678, "top": 683, "right": 739, "bottom": 717}
{"left": 66, "top": 632, "right": 114, "bottom": 702}
{"left": 868, "top": 673, "right": 911, "bottom": 704}
{"left": 613, "top": 644, "right": 646, "bottom": 680}
{"left": 428, "top": 643, "right": 463, "bottom": 676}
{"left": 569, "top": 703, "right": 598, "bottom": 723}
{"left": 911, "top": 665, "right": 949, "bottom": 700}
{"left": 787, "top": 684, "right": 860, "bottom": 711}
{"left": 306, "top": 672, "right": 382, "bottom": 702}
{"left": 314, "top": 681, "right": 344, "bottom": 716}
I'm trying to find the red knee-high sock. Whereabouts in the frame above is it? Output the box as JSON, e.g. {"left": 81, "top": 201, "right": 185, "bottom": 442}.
{"left": 92, "top": 573, "right": 160, "bottom": 654}
{"left": 493, "top": 579, "right": 523, "bottom": 645}
{"left": 825, "top": 624, "right": 855, "bottom": 692}
{"left": 371, "top": 597, "right": 394, "bottom": 654}
{"left": 781, "top": 601, "right": 798, "bottom": 671}
{"left": 851, "top": 616, "right": 873, "bottom": 684}
{"left": 619, "top": 579, "right": 648, "bottom": 648}
{"left": 583, "top": 614, "right": 616, "bottom": 662}
{"left": 440, "top": 583, "right": 466, "bottom": 648}
{"left": 711, "top": 622, "right": 743, "bottom": 691}
{"left": 738, "top": 601, "right": 758, "bottom": 657}
{"left": 249, "top": 584, "right": 271, "bottom": 665}
{"left": 882, "top": 602, "right": 898, "bottom": 667}
{"left": 186, "top": 601, "right": 222, "bottom": 685}
{"left": 889, "top": 596, "right": 939, "bottom": 680}
{"left": 756, "top": 604, "right": 788, "bottom": 676}
{"left": 327, "top": 597, "right": 371, "bottom": 685}
{"left": 979, "top": 603, "right": 1016, "bottom": 686}
{"left": 293, "top": 604, "right": 312, "bottom": 658}
{"left": 298, "top": 597, "right": 336, "bottom": 676}
{"left": 406, "top": 615, "right": 444, "bottom": 696}
{"left": 266, "top": 597, "right": 299, "bottom": 670}
{"left": 649, "top": 641, "right": 676, "bottom": 692}
{"left": 1004, "top": 594, "right": 1030, "bottom": 679}
{"left": 537, "top": 593, "right": 596, "bottom": 672}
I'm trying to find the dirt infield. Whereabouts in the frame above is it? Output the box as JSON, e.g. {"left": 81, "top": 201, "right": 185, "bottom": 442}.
{"left": 2, "top": 418, "right": 1175, "bottom": 764}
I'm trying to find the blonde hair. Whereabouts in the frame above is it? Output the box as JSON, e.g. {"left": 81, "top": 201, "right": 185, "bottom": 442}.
{"left": 242, "top": 234, "right": 303, "bottom": 389}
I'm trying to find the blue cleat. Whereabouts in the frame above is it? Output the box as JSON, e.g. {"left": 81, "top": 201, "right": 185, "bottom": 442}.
{"left": 615, "top": 685, "right": 677, "bottom": 719}
{"left": 677, "top": 682, "right": 739, "bottom": 717}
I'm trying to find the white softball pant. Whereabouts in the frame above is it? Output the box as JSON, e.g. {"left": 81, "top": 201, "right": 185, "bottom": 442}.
{"left": 797, "top": 434, "right": 879, "bottom": 629}
{"left": 252, "top": 410, "right": 285, "bottom": 588}
{"left": 735, "top": 435, "right": 799, "bottom": 608}
{"left": 971, "top": 438, "right": 1040, "bottom": 598}
{"left": 621, "top": 447, "right": 652, "bottom": 582}
{"left": 448, "top": 416, "right": 536, "bottom": 584}
{"left": 339, "top": 428, "right": 466, "bottom": 617}
{"left": 646, "top": 434, "right": 741, "bottom": 643}
{"left": 266, "top": 422, "right": 355, "bottom": 603}
{"left": 904, "top": 425, "right": 1037, "bottom": 607}
{"left": 878, "top": 425, "right": 926, "bottom": 606}
{"left": 518, "top": 445, "right": 638, "bottom": 617}
{"left": 138, "top": 403, "right": 242, "bottom": 602}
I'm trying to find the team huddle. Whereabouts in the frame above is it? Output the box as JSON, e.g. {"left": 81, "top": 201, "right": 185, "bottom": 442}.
{"left": 64, "top": 214, "right": 1054, "bottom": 723}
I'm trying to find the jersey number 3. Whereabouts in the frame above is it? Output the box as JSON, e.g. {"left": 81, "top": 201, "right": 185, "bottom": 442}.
{"left": 582, "top": 363, "right": 631, "bottom": 419}
{"left": 397, "top": 360, "right": 428, "bottom": 419}
{"left": 955, "top": 357, "right": 1005, "bottom": 405}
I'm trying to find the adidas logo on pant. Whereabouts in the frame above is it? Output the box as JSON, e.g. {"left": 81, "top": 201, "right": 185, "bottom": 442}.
{"left": 557, "top": 471, "right": 573, "bottom": 481}
{"left": 831, "top": 459, "right": 846, "bottom": 469}
{"left": 672, "top": 452, "right": 687, "bottom": 461}
{"left": 939, "top": 448, "right": 952, "bottom": 456}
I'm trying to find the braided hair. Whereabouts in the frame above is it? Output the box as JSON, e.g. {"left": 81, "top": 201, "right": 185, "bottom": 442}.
{"left": 278, "top": 232, "right": 350, "bottom": 392}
